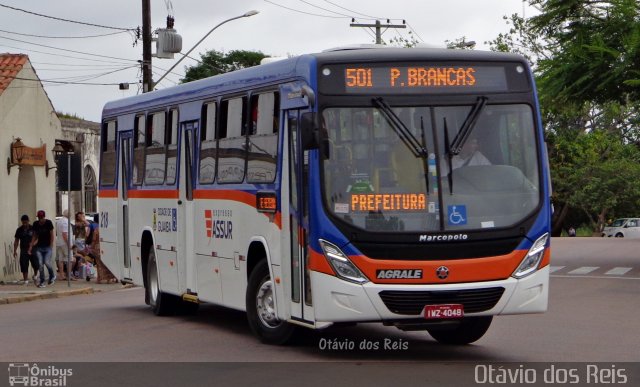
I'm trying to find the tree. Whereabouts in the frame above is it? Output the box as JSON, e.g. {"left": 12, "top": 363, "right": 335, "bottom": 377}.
{"left": 485, "top": 1, "right": 640, "bottom": 234}
{"left": 529, "top": 0, "right": 640, "bottom": 105}
{"left": 181, "top": 49, "right": 267, "bottom": 83}
{"left": 386, "top": 31, "right": 420, "bottom": 48}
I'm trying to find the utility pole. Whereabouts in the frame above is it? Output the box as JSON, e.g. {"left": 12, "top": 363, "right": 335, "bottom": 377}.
{"left": 350, "top": 19, "right": 406, "bottom": 44}
{"left": 142, "top": 0, "right": 153, "bottom": 92}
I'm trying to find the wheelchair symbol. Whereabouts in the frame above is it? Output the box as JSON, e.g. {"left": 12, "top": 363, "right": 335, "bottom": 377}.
{"left": 448, "top": 205, "right": 467, "bottom": 226}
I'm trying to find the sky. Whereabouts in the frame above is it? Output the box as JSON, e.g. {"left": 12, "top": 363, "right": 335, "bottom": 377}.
{"left": 0, "top": 0, "right": 539, "bottom": 122}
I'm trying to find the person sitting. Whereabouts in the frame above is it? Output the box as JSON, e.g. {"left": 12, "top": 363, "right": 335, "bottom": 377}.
{"left": 440, "top": 136, "right": 491, "bottom": 175}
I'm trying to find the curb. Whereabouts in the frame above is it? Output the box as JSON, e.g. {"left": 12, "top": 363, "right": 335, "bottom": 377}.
{"left": 0, "top": 287, "right": 94, "bottom": 305}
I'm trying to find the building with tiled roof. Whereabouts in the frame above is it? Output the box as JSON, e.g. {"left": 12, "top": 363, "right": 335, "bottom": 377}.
{"left": 0, "top": 54, "right": 28, "bottom": 95}
{"left": 1, "top": 53, "right": 61, "bottom": 282}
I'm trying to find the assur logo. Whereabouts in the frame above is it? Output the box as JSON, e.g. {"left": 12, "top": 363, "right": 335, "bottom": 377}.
{"left": 419, "top": 234, "right": 469, "bottom": 242}
{"left": 376, "top": 269, "right": 423, "bottom": 279}
{"left": 8, "top": 363, "right": 72, "bottom": 386}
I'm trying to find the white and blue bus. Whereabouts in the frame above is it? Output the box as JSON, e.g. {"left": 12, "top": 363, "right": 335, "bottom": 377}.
{"left": 98, "top": 47, "right": 551, "bottom": 345}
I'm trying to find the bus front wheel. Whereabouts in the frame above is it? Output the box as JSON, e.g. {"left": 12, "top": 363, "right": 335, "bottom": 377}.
{"left": 427, "top": 316, "right": 492, "bottom": 345}
{"left": 246, "top": 259, "right": 295, "bottom": 344}
{"left": 147, "top": 250, "right": 178, "bottom": 316}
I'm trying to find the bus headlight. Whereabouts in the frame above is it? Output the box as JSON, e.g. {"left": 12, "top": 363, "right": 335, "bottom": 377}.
{"left": 513, "top": 233, "right": 548, "bottom": 279}
{"left": 319, "top": 240, "right": 369, "bottom": 284}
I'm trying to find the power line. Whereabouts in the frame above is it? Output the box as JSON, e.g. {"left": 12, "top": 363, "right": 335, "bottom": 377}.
{"left": 32, "top": 61, "right": 139, "bottom": 68}
{"left": 0, "top": 74, "right": 136, "bottom": 86}
{"left": 0, "top": 43, "right": 139, "bottom": 65}
{"left": 0, "top": 28, "right": 130, "bottom": 39}
{"left": 264, "top": 0, "right": 347, "bottom": 19}
{"left": 322, "top": 0, "right": 381, "bottom": 20}
{"left": 36, "top": 66, "right": 134, "bottom": 72}
{"left": 350, "top": 20, "right": 406, "bottom": 45}
{"left": 297, "top": 0, "right": 352, "bottom": 18}
{"left": 0, "top": 35, "right": 138, "bottom": 63}
{"left": 406, "top": 22, "right": 425, "bottom": 43}
{"left": 0, "top": 2, "right": 136, "bottom": 31}
{"left": 38, "top": 66, "right": 138, "bottom": 82}
{"left": 151, "top": 69, "right": 178, "bottom": 86}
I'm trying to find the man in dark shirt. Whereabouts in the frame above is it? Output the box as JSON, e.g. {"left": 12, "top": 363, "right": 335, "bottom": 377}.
{"left": 13, "top": 214, "right": 38, "bottom": 285}
{"left": 29, "top": 210, "right": 56, "bottom": 287}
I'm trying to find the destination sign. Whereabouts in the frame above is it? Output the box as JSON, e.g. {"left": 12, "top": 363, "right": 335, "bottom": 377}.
{"left": 318, "top": 63, "right": 528, "bottom": 95}
{"left": 344, "top": 66, "right": 507, "bottom": 93}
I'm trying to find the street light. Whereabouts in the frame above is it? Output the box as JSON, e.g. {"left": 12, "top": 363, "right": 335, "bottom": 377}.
{"left": 52, "top": 142, "right": 74, "bottom": 288}
{"left": 153, "top": 10, "right": 259, "bottom": 87}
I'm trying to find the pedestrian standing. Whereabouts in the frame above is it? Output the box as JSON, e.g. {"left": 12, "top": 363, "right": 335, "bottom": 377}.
{"left": 55, "top": 209, "right": 73, "bottom": 280}
{"left": 28, "top": 210, "right": 56, "bottom": 287}
{"left": 73, "top": 211, "right": 90, "bottom": 253}
{"left": 13, "top": 214, "right": 38, "bottom": 285}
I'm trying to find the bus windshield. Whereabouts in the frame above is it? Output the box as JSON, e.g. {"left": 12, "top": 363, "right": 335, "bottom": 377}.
{"left": 321, "top": 103, "right": 540, "bottom": 233}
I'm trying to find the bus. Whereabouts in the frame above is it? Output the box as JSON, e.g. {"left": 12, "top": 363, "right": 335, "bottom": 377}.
{"left": 98, "top": 46, "right": 551, "bottom": 345}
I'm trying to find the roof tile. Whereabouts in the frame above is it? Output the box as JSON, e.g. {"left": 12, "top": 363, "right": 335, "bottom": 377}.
{"left": 0, "top": 53, "right": 28, "bottom": 95}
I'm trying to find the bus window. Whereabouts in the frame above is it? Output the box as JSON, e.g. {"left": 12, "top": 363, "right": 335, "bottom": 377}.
{"left": 99, "top": 120, "right": 117, "bottom": 186}
{"left": 133, "top": 115, "right": 146, "bottom": 185}
{"left": 199, "top": 102, "right": 217, "bottom": 184}
{"left": 166, "top": 108, "right": 179, "bottom": 185}
{"left": 218, "top": 97, "right": 247, "bottom": 183}
{"left": 247, "top": 92, "right": 279, "bottom": 183}
{"left": 145, "top": 111, "right": 166, "bottom": 185}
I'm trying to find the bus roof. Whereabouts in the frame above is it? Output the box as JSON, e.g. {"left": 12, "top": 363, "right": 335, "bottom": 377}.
{"left": 102, "top": 47, "right": 527, "bottom": 119}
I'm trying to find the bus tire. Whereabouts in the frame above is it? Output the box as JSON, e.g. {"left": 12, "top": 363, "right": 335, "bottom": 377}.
{"left": 428, "top": 316, "right": 492, "bottom": 345}
{"left": 147, "top": 250, "right": 178, "bottom": 316}
{"left": 246, "top": 259, "right": 295, "bottom": 344}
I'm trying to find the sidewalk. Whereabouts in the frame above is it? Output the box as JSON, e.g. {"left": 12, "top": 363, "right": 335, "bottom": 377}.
{"left": 0, "top": 277, "right": 133, "bottom": 305}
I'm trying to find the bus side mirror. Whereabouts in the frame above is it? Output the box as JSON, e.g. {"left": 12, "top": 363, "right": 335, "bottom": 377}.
{"left": 300, "top": 112, "right": 319, "bottom": 150}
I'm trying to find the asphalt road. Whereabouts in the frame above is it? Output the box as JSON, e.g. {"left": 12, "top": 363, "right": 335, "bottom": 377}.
{"left": 0, "top": 238, "right": 640, "bottom": 386}
{"left": 1, "top": 238, "right": 638, "bottom": 365}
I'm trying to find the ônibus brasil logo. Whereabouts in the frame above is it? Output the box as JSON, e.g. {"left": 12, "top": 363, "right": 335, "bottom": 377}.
{"left": 8, "top": 363, "right": 73, "bottom": 386}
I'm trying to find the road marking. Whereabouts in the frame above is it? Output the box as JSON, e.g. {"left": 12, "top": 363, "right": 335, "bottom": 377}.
{"left": 552, "top": 275, "right": 640, "bottom": 280}
{"left": 549, "top": 266, "right": 565, "bottom": 273}
{"left": 604, "top": 267, "right": 632, "bottom": 276}
{"left": 567, "top": 266, "right": 599, "bottom": 275}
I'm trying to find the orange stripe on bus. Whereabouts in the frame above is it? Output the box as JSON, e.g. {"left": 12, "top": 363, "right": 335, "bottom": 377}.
{"left": 127, "top": 190, "right": 179, "bottom": 199}
{"left": 348, "top": 250, "right": 529, "bottom": 284}
{"left": 308, "top": 248, "right": 335, "bottom": 276}
{"left": 98, "top": 189, "right": 118, "bottom": 198}
{"left": 193, "top": 189, "right": 255, "bottom": 206}
{"left": 193, "top": 189, "right": 282, "bottom": 229}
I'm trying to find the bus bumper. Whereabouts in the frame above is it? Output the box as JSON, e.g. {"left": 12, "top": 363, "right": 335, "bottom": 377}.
{"left": 311, "top": 265, "right": 549, "bottom": 323}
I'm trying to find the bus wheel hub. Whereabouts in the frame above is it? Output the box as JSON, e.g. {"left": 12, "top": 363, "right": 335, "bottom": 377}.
{"left": 257, "top": 279, "right": 279, "bottom": 327}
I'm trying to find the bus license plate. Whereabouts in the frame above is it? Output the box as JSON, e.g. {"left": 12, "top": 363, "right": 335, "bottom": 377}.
{"left": 424, "top": 304, "right": 464, "bottom": 319}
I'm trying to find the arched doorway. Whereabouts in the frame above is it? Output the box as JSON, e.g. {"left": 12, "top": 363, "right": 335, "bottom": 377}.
{"left": 84, "top": 165, "right": 97, "bottom": 213}
{"left": 17, "top": 166, "right": 37, "bottom": 220}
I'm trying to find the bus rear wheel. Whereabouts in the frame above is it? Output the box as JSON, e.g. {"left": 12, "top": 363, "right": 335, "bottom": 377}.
{"left": 147, "top": 250, "right": 178, "bottom": 316}
{"left": 246, "top": 260, "right": 295, "bottom": 344}
{"left": 428, "top": 316, "right": 492, "bottom": 345}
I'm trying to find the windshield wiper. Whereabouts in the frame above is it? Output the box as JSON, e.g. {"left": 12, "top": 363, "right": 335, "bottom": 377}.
{"left": 443, "top": 118, "right": 454, "bottom": 194}
{"left": 373, "top": 97, "right": 428, "bottom": 159}
{"left": 448, "top": 96, "right": 488, "bottom": 156}
{"left": 372, "top": 97, "right": 430, "bottom": 193}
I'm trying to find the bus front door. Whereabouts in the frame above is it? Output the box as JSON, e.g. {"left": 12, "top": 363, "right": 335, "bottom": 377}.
{"left": 118, "top": 131, "right": 133, "bottom": 281}
{"left": 286, "top": 110, "right": 315, "bottom": 324}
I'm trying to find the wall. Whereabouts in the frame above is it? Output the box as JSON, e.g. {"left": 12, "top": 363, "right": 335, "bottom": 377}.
{"left": 0, "top": 63, "right": 61, "bottom": 282}
{"left": 59, "top": 117, "right": 100, "bottom": 216}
